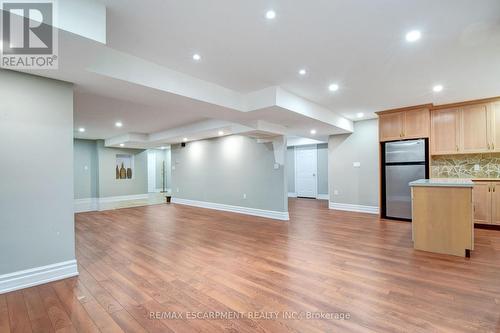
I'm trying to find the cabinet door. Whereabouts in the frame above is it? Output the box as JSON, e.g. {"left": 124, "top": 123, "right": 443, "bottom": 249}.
{"left": 473, "top": 183, "right": 491, "bottom": 225}
{"left": 489, "top": 102, "right": 500, "bottom": 152}
{"left": 404, "top": 108, "right": 430, "bottom": 139}
{"left": 431, "top": 108, "right": 460, "bottom": 155}
{"left": 491, "top": 183, "right": 500, "bottom": 225}
{"left": 379, "top": 112, "right": 404, "bottom": 142}
{"left": 461, "top": 104, "right": 490, "bottom": 153}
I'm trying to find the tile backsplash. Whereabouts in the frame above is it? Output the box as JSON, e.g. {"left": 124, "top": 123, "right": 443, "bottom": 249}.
{"left": 431, "top": 153, "right": 500, "bottom": 178}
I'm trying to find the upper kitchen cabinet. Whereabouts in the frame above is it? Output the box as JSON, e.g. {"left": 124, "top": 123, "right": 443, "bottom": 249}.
{"left": 431, "top": 100, "right": 500, "bottom": 155}
{"left": 489, "top": 101, "right": 500, "bottom": 152}
{"left": 431, "top": 108, "right": 460, "bottom": 155}
{"left": 404, "top": 108, "right": 430, "bottom": 139}
{"left": 378, "top": 107, "right": 430, "bottom": 142}
{"left": 379, "top": 112, "right": 404, "bottom": 142}
{"left": 461, "top": 103, "right": 489, "bottom": 153}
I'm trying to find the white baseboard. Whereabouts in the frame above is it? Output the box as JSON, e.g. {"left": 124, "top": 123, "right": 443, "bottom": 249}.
{"left": 329, "top": 202, "right": 379, "bottom": 215}
{"left": 75, "top": 194, "right": 150, "bottom": 212}
{"left": 288, "top": 192, "right": 297, "bottom": 198}
{"left": 172, "top": 198, "right": 290, "bottom": 221}
{"left": 316, "top": 194, "right": 329, "bottom": 200}
{"left": 98, "top": 194, "right": 149, "bottom": 204}
{"left": 0, "top": 260, "right": 78, "bottom": 294}
{"left": 74, "top": 198, "right": 98, "bottom": 213}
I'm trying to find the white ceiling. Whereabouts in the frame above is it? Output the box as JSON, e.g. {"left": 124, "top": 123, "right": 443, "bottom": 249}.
{"left": 10, "top": 0, "right": 500, "bottom": 147}
{"left": 102, "top": 0, "right": 500, "bottom": 120}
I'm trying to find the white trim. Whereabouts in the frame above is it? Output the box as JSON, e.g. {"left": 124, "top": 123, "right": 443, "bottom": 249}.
{"left": 98, "top": 194, "right": 149, "bottom": 204}
{"left": 172, "top": 198, "right": 289, "bottom": 221}
{"left": 74, "top": 194, "right": 150, "bottom": 212}
{"left": 316, "top": 194, "right": 329, "bottom": 200}
{"left": 288, "top": 192, "right": 297, "bottom": 198}
{"left": 0, "top": 260, "right": 78, "bottom": 294}
{"left": 329, "top": 202, "right": 379, "bottom": 214}
{"left": 74, "top": 198, "right": 98, "bottom": 213}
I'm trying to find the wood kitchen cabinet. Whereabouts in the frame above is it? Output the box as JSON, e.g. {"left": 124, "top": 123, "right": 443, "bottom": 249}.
{"left": 473, "top": 182, "right": 500, "bottom": 225}
{"left": 378, "top": 108, "right": 430, "bottom": 142}
{"left": 489, "top": 101, "right": 500, "bottom": 152}
{"left": 431, "top": 108, "right": 460, "bottom": 154}
{"left": 461, "top": 103, "right": 490, "bottom": 153}
{"left": 473, "top": 182, "right": 491, "bottom": 224}
{"left": 431, "top": 101, "right": 500, "bottom": 155}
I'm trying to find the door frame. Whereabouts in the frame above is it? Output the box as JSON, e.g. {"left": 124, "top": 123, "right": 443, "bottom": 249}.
{"left": 294, "top": 145, "right": 318, "bottom": 198}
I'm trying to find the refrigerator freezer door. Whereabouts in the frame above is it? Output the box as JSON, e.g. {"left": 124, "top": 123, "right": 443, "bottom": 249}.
{"left": 385, "top": 140, "right": 426, "bottom": 164}
{"left": 386, "top": 164, "right": 426, "bottom": 220}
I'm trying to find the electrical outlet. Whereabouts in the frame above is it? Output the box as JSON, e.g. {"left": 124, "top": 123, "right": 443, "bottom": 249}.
{"left": 334, "top": 190, "right": 339, "bottom": 195}
{"left": 172, "top": 165, "right": 176, "bottom": 170}
{"left": 273, "top": 163, "right": 279, "bottom": 170}
{"left": 243, "top": 193, "right": 247, "bottom": 199}
{"left": 176, "top": 188, "right": 179, "bottom": 193}
{"left": 474, "top": 164, "right": 480, "bottom": 172}
{"left": 353, "top": 162, "right": 361, "bottom": 168}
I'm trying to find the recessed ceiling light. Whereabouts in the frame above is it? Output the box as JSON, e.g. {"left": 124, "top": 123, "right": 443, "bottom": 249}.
{"left": 78, "top": 127, "right": 85, "bottom": 133}
{"left": 310, "top": 129, "right": 317, "bottom": 135}
{"left": 299, "top": 69, "right": 307, "bottom": 76}
{"left": 160, "top": 146, "right": 166, "bottom": 150}
{"left": 328, "top": 83, "right": 339, "bottom": 92}
{"left": 265, "top": 10, "right": 276, "bottom": 20}
{"left": 115, "top": 121, "right": 123, "bottom": 128}
{"left": 218, "top": 131, "right": 224, "bottom": 136}
{"left": 356, "top": 113, "right": 364, "bottom": 118}
{"left": 405, "top": 30, "right": 421, "bottom": 42}
{"left": 119, "top": 143, "right": 124, "bottom": 147}
{"left": 433, "top": 84, "right": 444, "bottom": 92}
{"left": 183, "top": 138, "right": 188, "bottom": 142}
{"left": 192, "top": 53, "right": 201, "bottom": 61}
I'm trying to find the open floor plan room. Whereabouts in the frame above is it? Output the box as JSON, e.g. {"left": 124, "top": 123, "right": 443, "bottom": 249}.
{"left": 2, "top": 199, "right": 500, "bottom": 332}
{"left": 1, "top": 1, "right": 500, "bottom": 332}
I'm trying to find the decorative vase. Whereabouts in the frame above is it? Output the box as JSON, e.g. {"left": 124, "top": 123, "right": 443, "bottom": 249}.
{"left": 119, "top": 162, "right": 126, "bottom": 179}
{"left": 116, "top": 165, "right": 119, "bottom": 179}
{"left": 127, "top": 168, "right": 132, "bottom": 179}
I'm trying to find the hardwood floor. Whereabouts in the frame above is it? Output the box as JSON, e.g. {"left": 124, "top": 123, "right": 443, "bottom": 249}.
{"left": 2, "top": 198, "right": 500, "bottom": 332}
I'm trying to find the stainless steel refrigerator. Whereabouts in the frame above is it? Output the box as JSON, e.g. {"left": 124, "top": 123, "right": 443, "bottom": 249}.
{"left": 383, "top": 139, "right": 428, "bottom": 220}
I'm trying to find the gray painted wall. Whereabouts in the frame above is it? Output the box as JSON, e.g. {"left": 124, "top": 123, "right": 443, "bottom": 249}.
{"left": 286, "top": 147, "right": 295, "bottom": 193}
{"left": 73, "top": 139, "right": 149, "bottom": 198}
{"left": 152, "top": 149, "right": 171, "bottom": 190}
{"left": 172, "top": 135, "right": 287, "bottom": 212}
{"left": 0, "top": 70, "right": 75, "bottom": 274}
{"left": 96, "top": 141, "right": 148, "bottom": 197}
{"left": 74, "top": 139, "right": 98, "bottom": 199}
{"left": 286, "top": 144, "right": 329, "bottom": 195}
{"left": 329, "top": 119, "right": 379, "bottom": 207}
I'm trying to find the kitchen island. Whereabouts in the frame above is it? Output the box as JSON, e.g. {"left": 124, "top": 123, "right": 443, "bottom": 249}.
{"left": 409, "top": 179, "right": 474, "bottom": 257}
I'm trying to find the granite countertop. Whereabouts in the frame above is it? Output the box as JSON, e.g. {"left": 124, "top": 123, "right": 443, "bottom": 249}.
{"left": 409, "top": 178, "right": 475, "bottom": 188}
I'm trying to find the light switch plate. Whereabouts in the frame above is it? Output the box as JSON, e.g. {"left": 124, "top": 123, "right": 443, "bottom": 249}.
{"left": 274, "top": 163, "right": 280, "bottom": 170}
{"left": 353, "top": 162, "right": 361, "bottom": 168}
{"left": 172, "top": 165, "right": 176, "bottom": 170}
{"left": 334, "top": 190, "right": 339, "bottom": 195}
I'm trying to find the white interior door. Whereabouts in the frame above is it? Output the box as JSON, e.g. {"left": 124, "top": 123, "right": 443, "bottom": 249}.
{"left": 147, "top": 152, "right": 156, "bottom": 193}
{"left": 295, "top": 146, "right": 317, "bottom": 198}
